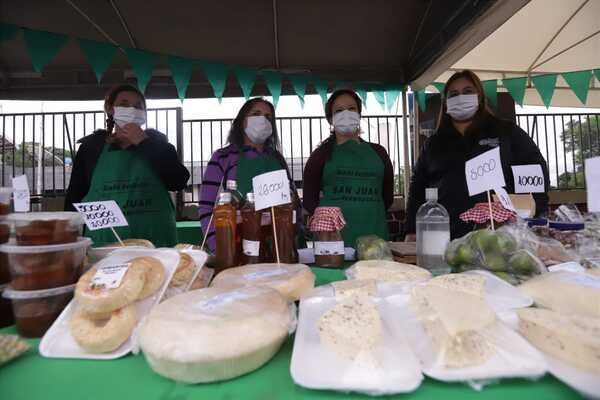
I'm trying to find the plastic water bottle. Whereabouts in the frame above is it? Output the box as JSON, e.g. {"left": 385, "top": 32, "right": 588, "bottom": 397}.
{"left": 416, "top": 188, "right": 451, "bottom": 275}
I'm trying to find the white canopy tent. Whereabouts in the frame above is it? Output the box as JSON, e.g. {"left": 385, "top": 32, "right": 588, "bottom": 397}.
{"left": 414, "top": 0, "right": 600, "bottom": 108}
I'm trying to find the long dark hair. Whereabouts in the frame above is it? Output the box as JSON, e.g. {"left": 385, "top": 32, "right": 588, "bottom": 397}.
{"left": 436, "top": 69, "right": 494, "bottom": 132}
{"left": 104, "top": 84, "right": 147, "bottom": 135}
{"left": 227, "top": 98, "right": 280, "bottom": 150}
{"left": 318, "top": 89, "right": 363, "bottom": 160}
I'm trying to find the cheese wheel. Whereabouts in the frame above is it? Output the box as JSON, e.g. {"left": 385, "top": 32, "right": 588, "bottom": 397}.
{"left": 349, "top": 260, "right": 431, "bottom": 283}
{"left": 519, "top": 271, "right": 600, "bottom": 318}
{"left": 518, "top": 308, "right": 600, "bottom": 374}
{"left": 139, "top": 286, "right": 291, "bottom": 383}
{"left": 134, "top": 256, "right": 166, "bottom": 300}
{"left": 210, "top": 263, "right": 315, "bottom": 301}
{"left": 169, "top": 252, "right": 196, "bottom": 287}
{"left": 105, "top": 239, "right": 155, "bottom": 248}
{"left": 70, "top": 305, "right": 136, "bottom": 353}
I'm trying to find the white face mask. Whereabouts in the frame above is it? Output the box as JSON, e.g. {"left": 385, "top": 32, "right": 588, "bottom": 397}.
{"left": 332, "top": 110, "right": 361, "bottom": 135}
{"left": 244, "top": 115, "right": 273, "bottom": 144}
{"left": 113, "top": 106, "right": 147, "bottom": 128}
{"left": 446, "top": 94, "right": 479, "bottom": 121}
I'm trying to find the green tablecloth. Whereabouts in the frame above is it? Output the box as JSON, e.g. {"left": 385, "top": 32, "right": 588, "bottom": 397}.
{"left": 176, "top": 220, "right": 202, "bottom": 245}
{"left": 0, "top": 266, "right": 582, "bottom": 400}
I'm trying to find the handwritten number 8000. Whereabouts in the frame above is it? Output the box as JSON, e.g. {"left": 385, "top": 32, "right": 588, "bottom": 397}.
{"left": 470, "top": 159, "right": 496, "bottom": 180}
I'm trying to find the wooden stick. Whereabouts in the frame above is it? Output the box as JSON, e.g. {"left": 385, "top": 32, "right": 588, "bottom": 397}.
{"left": 271, "top": 206, "right": 280, "bottom": 264}
{"left": 200, "top": 213, "right": 214, "bottom": 251}
{"left": 110, "top": 227, "right": 124, "bottom": 246}
{"left": 486, "top": 190, "right": 495, "bottom": 231}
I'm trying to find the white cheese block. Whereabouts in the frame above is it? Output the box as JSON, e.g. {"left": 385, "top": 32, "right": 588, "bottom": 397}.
{"left": 210, "top": 263, "right": 315, "bottom": 301}
{"left": 331, "top": 279, "right": 377, "bottom": 300}
{"left": 517, "top": 308, "right": 600, "bottom": 374}
{"left": 349, "top": 260, "right": 431, "bottom": 283}
{"left": 138, "top": 286, "right": 291, "bottom": 383}
{"left": 318, "top": 295, "right": 383, "bottom": 363}
{"left": 518, "top": 271, "right": 600, "bottom": 318}
{"left": 426, "top": 273, "right": 486, "bottom": 297}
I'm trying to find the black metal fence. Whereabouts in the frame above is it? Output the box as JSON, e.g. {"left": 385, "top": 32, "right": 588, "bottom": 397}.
{"left": 1, "top": 108, "right": 598, "bottom": 213}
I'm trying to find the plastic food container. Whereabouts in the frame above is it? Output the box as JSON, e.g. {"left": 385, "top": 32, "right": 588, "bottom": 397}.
{"left": 0, "top": 283, "right": 15, "bottom": 328}
{"left": 0, "top": 188, "right": 12, "bottom": 216}
{"left": 2, "top": 284, "right": 74, "bottom": 337}
{"left": 8, "top": 212, "right": 84, "bottom": 246}
{"left": 0, "top": 237, "right": 91, "bottom": 290}
{"left": 0, "top": 219, "right": 10, "bottom": 244}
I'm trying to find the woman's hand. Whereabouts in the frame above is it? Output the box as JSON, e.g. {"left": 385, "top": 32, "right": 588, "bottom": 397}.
{"left": 404, "top": 233, "right": 416, "bottom": 242}
{"left": 114, "top": 124, "right": 147, "bottom": 148}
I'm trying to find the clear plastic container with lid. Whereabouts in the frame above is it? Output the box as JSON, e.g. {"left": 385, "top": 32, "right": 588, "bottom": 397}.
{"left": 0, "top": 188, "right": 13, "bottom": 216}
{"left": 416, "top": 188, "right": 450, "bottom": 275}
{"left": 8, "top": 212, "right": 85, "bottom": 246}
{"left": 309, "top": 207, "right": 346, "bottom": 268}
{"left": 2, "top": 283, "right": 74, "bottom": 337}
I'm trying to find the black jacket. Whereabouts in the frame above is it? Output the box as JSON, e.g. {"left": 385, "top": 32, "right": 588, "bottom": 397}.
{"left": 405, "top": 114, "right": 550, "bottom": 239}
{"left": 64, "top": 129, "right": 190, "bottom": 211}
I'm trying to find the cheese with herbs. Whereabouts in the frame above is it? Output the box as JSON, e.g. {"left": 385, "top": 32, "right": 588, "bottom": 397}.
{"left": 349, "top": 260, "right": 431, "bottom": 283}
{"left": 332, "top": 279, "right": 377, "bottom": 300}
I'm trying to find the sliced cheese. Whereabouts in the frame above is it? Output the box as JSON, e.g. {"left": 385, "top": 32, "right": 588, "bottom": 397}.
{"left": 332, "top": 279, "right": 377, "bottom": 300}
{"left": 350, "top": 260, "right": 431, "bottom": 283}
{"left": 517, "top": 308, "right": 600, "bottom": 374}
{"left": 210, "top": 263, "right": 315, "bottom": 301}
{"left": 426, "top": 273, "right": 486, "bottom": 298}
{"left": 139, "top": 286, "right": 291, "bottom": 383}
{"left": 519, "top": 271, "right": 600, "bottom": 318}
{"left": 318, "top": 295, "right": 383, "bottom": 362}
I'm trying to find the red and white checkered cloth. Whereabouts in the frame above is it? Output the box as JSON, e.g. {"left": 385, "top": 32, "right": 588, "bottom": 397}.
{"left": 308, "top": 207, "right": 346, "bottom": 232}
{"left": 460, "top": 202, "right": 517, "bottom": 224}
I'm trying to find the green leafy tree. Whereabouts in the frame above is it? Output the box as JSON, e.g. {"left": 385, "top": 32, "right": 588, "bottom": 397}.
{"left": 558, "top": 115, "right": 599, "bottom": 189}
{"left": 1, "top": 143, "right": 72, "bottom": 169}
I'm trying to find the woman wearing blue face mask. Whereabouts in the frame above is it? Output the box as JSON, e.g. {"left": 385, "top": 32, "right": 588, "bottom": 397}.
{"left": 404, "top": 70, "right": 549, "bottom": 241}
{"left": 198, "top": 98, "right": 300, "bottom": 252}
{"left": 303, "top": 89, "right": 394, "bottom": 247}
{"left": 65, "top": 84, "right": 190, "bottom": 247}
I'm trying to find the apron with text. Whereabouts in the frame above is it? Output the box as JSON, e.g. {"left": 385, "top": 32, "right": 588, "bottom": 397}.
{"left": 235, "top": 150, "right": 284, "bottom": 198}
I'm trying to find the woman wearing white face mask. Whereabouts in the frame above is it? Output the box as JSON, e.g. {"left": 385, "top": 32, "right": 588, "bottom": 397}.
{"left": 303, "top": 89, "right": 394, "bottom": 247}
{"left": 199, "top": 98, "right": 299, "bottom": 252}
{"left": 65, "top": 84, "right": 190, "bottom": 247}
{"left": 405, "top": 70, "right": 549, "bottom": 241}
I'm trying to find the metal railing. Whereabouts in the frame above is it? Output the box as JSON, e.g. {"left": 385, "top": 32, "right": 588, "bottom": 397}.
{"left": 515, "top": 113, "right": 599, "bottom": 190}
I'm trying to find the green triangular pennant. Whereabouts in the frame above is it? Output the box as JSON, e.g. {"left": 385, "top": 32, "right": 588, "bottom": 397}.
{"left": 312, "top": 77, "right": 329, "bottom": 106}
{"left": 531, "top": 73, "right": 558, "bottom": 108}
{"left": 502, "top": 77, "right": 527, "bottom": 107}
{"left": 78, "top": 39, "right": 117, "bottom": 83}
{"left": 168, "top": 56, "right": 194, "bottom": 103}
{"left": 595, "top": 69, "right": 600, "bottom": 82}
{"left": 233, "top": 66, "right": 257, "bottom": 100}
{"left": 482, "top": 79, "right": 498, "bottom": 108}
{"left": 385, "top": 87, "right": 402, "bottom": 113}
{"left": 333, "top": 81, "right": 351, "bottom": 92}
{"left": 431, "top": 82, "right": 445, "bottom": 93}
{"left": 415, "top": 90, "right": 427, "bottom": 112}
{"left": 200, "top": 61, "right": 229, "bottom": 102}
{"left": 353, "top": 84, "right": 368, "bottom": 109}
{"left": 23, "top": 28, "right": 68, "bottom": 73}
{"left": 562, "top": 70, "right": 593, "bottom": 105}
{"left": 373, "top": 90, "right": 386, "bottom": 110}
{"left": 0, "top": 23, "right": 20, "bottom": 41}
{"left": 124, "top": 48, "right": 157, "bottom": 94}
{"left": 288, "top": 74, "right": 308, "bottom": 108}
{"left": 262, "top": 71, "right": 282, "bottom": 107}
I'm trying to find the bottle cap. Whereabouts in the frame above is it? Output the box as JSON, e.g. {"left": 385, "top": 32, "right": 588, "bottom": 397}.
{"left": 218, "top": 192, "right": 232, "bottom": 204}
{"left": 226, "top": 180, "right": 237, "bottom": 190}
{"left": 246, "top": 192, "right": 255, "bottom": 202}
{"left": 425, "top": 187, "right": 438, "bottom": 201}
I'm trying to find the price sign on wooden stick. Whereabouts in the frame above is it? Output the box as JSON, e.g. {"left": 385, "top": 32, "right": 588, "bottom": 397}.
{"left": 73, "top": 200, "right": 128, "bottom": 244}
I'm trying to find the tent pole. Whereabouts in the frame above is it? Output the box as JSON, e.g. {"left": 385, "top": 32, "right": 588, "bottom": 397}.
{"left": 401, "top": 87, "right": 411, "bottom": 206}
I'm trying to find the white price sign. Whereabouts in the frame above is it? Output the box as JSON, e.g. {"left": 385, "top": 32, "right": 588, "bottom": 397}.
{"left": 73, "top": 200, "right": 128, "bottom": 231}
{"left": 493, "top": 186, "right": 516, "bottom": 212}
{"left": 465, "top": 147, "right": 506, "bottom": 196}
{"left": 12, "top": 175, "right": 30, "bottom": 212}
{"left": 512, "top": 164, "right": 545, "bottom": 193}
{"left": 585, "top": 157, "right": 600, "bottom": 212}
{"left": 252, "top": 169, "right": 291, "bottom": 211}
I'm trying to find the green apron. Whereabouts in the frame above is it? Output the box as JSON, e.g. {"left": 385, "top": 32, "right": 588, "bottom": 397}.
{"left": 236, "top": 149, "right": 283, "bottom": 198}
{"left": 320, "top": 140, "right": 389, "bottom": 247}
{"left": 81, "top": 143, "right": 177, "bottom": 247}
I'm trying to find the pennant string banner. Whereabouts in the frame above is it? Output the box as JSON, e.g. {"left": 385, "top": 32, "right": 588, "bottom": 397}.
{"left": 168, "top": 56, "right": 194, "bottom": 103}
{"left": 79, "top": 39, "right": 118, "bottom": 83}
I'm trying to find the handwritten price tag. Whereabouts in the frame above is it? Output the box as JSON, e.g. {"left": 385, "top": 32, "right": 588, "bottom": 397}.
{"left": 465, "top": 147, "right": 506, "bottom": 196}
{"left": 73, "top": 200, "right": 128, "bottom": 231}
{"left": 512, "top": 164, "right": 545, "bottom": 193}
{"left": 252, "top": 170, "right": 291, "bottom": 211}
{"left": 12, "top": 175, "right": 30, "bottom": 212}
{"left": 585, "top": 157, "right": 600, "bottom": 212}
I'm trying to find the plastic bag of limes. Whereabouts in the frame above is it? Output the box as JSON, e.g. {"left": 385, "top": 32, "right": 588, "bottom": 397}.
{"left": 444, "top": 227, "right": 547, "bottom": 285}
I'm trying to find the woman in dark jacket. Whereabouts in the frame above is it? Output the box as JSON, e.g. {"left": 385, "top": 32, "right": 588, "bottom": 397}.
{"left": 65, "top": 84, "right": 189, "bottom": 247}
{"left": 405, "top": 70, "right": 549, "bottom": 240}
{"left": 303, "top": 89, "right": 394, "bottom": 247}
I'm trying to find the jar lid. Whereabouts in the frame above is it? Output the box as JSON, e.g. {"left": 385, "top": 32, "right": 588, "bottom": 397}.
{"left": 309, "top": 207, "right": 346, "bottom": 232}
{"left": 7, "top": 211, "right": 84, "bottom": 224}
{"left": 2, "top": 283, "right": 76, "bottom": 299}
